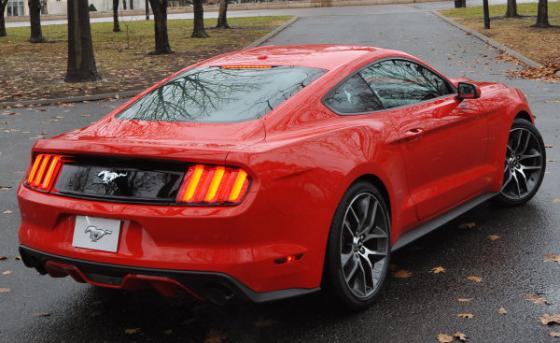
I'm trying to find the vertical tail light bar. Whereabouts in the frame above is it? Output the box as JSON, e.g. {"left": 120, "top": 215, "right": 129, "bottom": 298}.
{"left": 177, "top": 165, "right": 251, "bottom": 205}
{"left": 26, "top": 154, "right": 63, "bottom": 192}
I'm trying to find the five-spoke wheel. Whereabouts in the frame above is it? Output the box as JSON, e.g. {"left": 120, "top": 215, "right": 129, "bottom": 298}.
{"left": 340, "top": 193, "right": 389, "bottom": 299}
{"left": 495, "top": 118, "right": 546, "bottom": 206}
{"left": 324, "top": 181, "right": 390, "bottom": 311}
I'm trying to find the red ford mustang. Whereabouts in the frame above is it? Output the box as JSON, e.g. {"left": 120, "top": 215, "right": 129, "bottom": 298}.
{"left": 18, "top": 45, "right": 546, "bottom": 310}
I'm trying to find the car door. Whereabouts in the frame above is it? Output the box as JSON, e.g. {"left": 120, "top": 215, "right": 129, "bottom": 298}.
{"left": 361, "top": 59, "right": 490, "bottom": 222}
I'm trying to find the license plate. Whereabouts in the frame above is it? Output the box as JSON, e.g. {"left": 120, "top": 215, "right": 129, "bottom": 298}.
{"left": 72, "top": 216, "right": 121, "bottom": 253}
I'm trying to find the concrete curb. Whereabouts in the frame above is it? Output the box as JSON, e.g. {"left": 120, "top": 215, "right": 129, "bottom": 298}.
{"left": 246, "top": 16, "right": 299, "bottom": 48}
{"left": 431, "top": 10, "right": 543, "bottom": 69}
{"left": 0, "top": 89, "right": 143, "bottom": 109}
{"left": 0, "top": 16, "right": 299, "bottom": 109}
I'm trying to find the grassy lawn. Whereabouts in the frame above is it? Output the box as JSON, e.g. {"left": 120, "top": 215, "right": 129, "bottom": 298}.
{"left": 440, "top": 1, "right": 560, "bottom": 75}
{"left": 0, "top": 16, "right": 291, "bottom": 103}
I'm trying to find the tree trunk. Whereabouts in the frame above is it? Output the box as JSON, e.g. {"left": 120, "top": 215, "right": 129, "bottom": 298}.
{"left": 123, "top": 0, "right": 127, "bottom": 9}
{"left": 505, "top": 0, "right": 519, "bottom": 17}
{"left": 148, "top": 0, "right": 172, "bottom": 54}
{"left": 130, "top": 0, "right": 133, "bottom": 9}
{"left": 192, "top": 0, "right": 208, "bottom": 38}
{"left": 0, "top": 0, "right": 8, "bottom": 37}
{"left": 534, "top": 0, "right": 550, "bottom": 27}
{"left": 215, "top": 0, "right": 229, "bottom": 29}
{"left": 28, "top": 0, "right": 44, "bottom": 42}
{"left": 65, "top": 0, "right": 100, "bottom": 82}
{"left": 113, "top": 0, "right": 121, "bottom": 32}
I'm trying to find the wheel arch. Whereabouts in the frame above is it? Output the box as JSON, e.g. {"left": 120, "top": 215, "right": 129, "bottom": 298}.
{"left": 350, "top": 174, "right": 391, "bottom": 217}
{"left": 515, "top": 111, "right": 534, "bottom": 124}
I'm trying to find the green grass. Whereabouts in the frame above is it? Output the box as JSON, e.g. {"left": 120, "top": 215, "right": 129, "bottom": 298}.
{"left": 0, "top": 16, "right": 291, "bottom": 102}
{"left": 441, "top": 0, "right": 560, "bottom": 18}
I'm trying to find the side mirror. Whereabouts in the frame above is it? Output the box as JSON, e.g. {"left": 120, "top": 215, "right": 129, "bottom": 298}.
{"left": 457, "top": 82, "right": 480, "bottom": 100}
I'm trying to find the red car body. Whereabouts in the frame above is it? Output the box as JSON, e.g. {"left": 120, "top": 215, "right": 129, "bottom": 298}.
{"left": 18, "top": 45, "right": 534, "bottom": 303}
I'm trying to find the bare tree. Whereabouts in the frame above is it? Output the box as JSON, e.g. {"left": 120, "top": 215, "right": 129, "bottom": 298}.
{"left": 215, "top": 0, "right": 229, "bottom": 29}
{"left": 192, "top": 0, "right": 208, "bottom": 38}
{"left": 0, "top": 0, "right": 8, "bottom": 37}
{"left": 65, "top": 0, "right": 100, "bottom": 82}
{"left": 113, "top": 0, "right": 121, "bottom": 32}
{"left": 505, "top": 0, "right": 520, "bottom": 18}
{"left": 28, "top": 0, "right": 44, "bottom": 42}
{"left": 148, "top": 0, "right": 172, "bottom": 54}
{"left": 534, "top": 0, "right": 550, "bottom": 27}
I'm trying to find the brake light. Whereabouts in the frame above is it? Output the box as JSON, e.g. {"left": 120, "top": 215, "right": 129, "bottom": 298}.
{"left": 177, "top": 165, "right": 250, "bottom": 205}
{"left": 220, "top": 65, "right": 272, "bottom": 69}
{"left": 26, "top": 154, "right": 63, "bottom": 191}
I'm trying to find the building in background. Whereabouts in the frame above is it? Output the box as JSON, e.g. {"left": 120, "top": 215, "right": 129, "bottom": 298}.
{"left": 5, "top": 0, "right": 146, "bottom": 16}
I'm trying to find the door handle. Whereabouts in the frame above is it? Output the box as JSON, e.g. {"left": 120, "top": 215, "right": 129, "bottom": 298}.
{"left": 399, "top": 128, "right": 424, "bottom": 143}
{"left": 405, "top": 128, "right": 424, "bottom": 137}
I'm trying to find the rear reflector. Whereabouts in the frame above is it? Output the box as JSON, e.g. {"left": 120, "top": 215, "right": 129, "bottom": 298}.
{"left": 177, "top": 165, "right": 250, "bottom": 205}
{"left": 26, "top": 154, "right": 63, "bottom": 191}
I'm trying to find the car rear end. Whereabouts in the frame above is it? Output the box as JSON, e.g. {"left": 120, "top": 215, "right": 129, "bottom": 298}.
{"left": 17, "top": 62, "right": 330, "bottom": 304}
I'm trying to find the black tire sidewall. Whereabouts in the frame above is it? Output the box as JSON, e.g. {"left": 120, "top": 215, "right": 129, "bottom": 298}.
{"left": 494, "top": 118, "right": 546, "bottom": 206}
{"left": 323, "top": 181, "right": 391, "bottom": 311}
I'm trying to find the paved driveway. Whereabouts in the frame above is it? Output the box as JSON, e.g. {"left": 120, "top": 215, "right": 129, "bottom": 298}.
{"left": 1, "top": 3, "right": 559, "bottom": 342}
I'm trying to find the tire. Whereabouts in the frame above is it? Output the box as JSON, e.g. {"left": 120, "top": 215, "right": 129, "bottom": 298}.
{"left": 323, "top": 181, "right": 391, "bottom": 311}
{"left": 493, "top": 118, "right": 546, "bottom": 206}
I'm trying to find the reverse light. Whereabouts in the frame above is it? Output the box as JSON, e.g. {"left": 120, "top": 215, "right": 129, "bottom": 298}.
{"left": 26, "top": 154, "right": 63, "bottom": 191}
{"left": 177, "top": 164, "right": 251, "bottom": 205}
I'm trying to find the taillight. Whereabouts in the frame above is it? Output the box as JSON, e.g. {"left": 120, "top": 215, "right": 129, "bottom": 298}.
{"left": 177, "top": 164, "right": 250, "bottom": 205}
{"left": 26, "top": 154, "right": 63, "bottom": 191}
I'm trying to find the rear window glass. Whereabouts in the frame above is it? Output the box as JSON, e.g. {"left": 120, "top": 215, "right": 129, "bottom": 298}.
{"left": 117, "top": 66, "right": 325, "bottom": 123}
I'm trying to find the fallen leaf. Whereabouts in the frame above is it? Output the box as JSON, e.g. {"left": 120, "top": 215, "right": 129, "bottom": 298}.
{"left": 0, "top": 186, "right": 12, "bottom": 191}
{"left": 163, "top": 329, "right": 173, "bottom": 335}
{"left": 0, "top": 288, "right": 11, "bottom": 293}
{"left": 541, "top": 314, "right": 560, "bottom": 325}
{"left": 526, "top": 293, "right": 550, "bottom": 305}
{"left": 33, "top": 312, "right": 51, "bottom": 317}
{"left": 205, "top": 329, "right": 226, "bottom": 343}
{"left": 437, "top": 333, "right": 454, "bottom": 343}
{"left": 2, "top": 270, "right": 12, "bottom": 276}
{"left": 14, "top": 256, "right": 21, "bottom": 261}
{"left": 545, "top": 144, "right": 554, "bottom": 148}
{"left": 393, "top": 269, "right": 412, "bottom": 279}
{"left": 458, "top": 298, "right": 474, "bottom": 303}
{"left": 467, "top": 275, "right": 482, "bottom": 283}
{"left": 0, "top": 256, "right": 6, "bottom": 261}
{"left": 2, "top": 209, "right": 12, "bottom": 214}
{"left": 553, "top": 198, "right": 560, "bottom": 203}
{"left": 545, "top": 254, "right": 560, "bottom": 264}
{"left": 124, "top": 328, "right": 142, "bottom": 335}
{"left": 458, "top": 313, "right": 474, "bottom": 319}
{"left": 431, "top": 266, "right": 446, "bottom": 274}
{"left": 488, "top": 234, "right": 500, "bottom": 241}
{"left": 498, "top": 307, "right": 508, "bottom": 315}
{"left": 458, "top": 222, "right": 476, "bottom": 229}
{"left": 550, "top": 332, "right": 560, "bottom": 338}
{"left": 454, "top": 331, "right": 468, "bottom": 341}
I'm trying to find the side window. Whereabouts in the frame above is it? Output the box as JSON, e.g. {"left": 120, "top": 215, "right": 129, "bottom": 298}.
{"left": 360, "top": 59, "right": 453, "bottom": 109}
{"left": 324, "top": 74, "right": 383, "bottom": 114}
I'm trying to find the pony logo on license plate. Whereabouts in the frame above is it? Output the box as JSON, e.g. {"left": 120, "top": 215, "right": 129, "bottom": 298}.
{"left": 72, "top": 216, "right": 121, "bottom": 252}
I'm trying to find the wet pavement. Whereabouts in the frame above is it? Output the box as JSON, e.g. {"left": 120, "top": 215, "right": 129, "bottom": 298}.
{"left": 1, "top": 3, "right": 560, "bottom": 342}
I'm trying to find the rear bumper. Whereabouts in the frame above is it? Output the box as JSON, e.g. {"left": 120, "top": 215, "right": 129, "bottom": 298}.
{"left": 19, "top": 246, "right": 319, "bottom": 304}
{"left": 18, "top": 183, "right": 325, "bottom": 294}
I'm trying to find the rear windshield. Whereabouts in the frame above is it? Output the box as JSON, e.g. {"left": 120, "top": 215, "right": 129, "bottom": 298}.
{"left": 117, "top": 66, "right": 325, "bottom": 123}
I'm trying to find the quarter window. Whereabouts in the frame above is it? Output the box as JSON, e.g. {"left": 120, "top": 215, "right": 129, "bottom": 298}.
{"left": 360, "top": 59, "right": 453, "bottom": 109}
{"left": 324, "top": 74, "right": 383, "bottom": 114}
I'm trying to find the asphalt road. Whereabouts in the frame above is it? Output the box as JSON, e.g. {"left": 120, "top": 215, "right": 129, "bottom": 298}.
{"left": 3, "top": 0, "right": 538, "bottom": 28}
{"left": 1, "top": 3, "right": 560, "bottom": 343}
